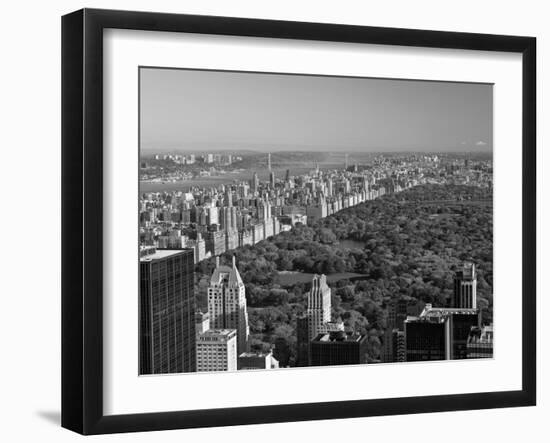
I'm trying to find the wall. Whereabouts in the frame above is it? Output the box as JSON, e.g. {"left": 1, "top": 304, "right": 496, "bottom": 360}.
{"left": 0, "top": 0, "right": 546, "bottom": 441}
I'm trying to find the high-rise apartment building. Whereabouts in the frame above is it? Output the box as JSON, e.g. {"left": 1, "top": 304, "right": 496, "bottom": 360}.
{"left": 139, "top": 248, "right": 196, "bottom": 374}
{"left": 307, "top": 274, "right": 332, "bottom": 341}
{"left": 251, "top": 172, "right": 260, "bottom": 195}
{"left": 453, "top": 262, "right": 477, "bottom": 309}
{"left": 207, "top": 256, "right": 250, "bottom": 354}
{"left": 252, "top": 222, "right": 264, "bottom": 244}
{"left": 392, "top": 329, "right": 406, "bottom": 362}
{"left": 296, "top": 274, "right": 333, "bottom": 366}
{"left": 196, "top": 329, "right": 237, "bottom": 372}
{"left": 221, "top": 206, "right": 232, "bottom": 232}
{"left": 205, "top": 230, "right": 226, "bottom": 256}
{"left": 382, "top": 328, "right": 406, "bottom": 363}
{"left": 381, "top": 327, "right": 394, "bottom": 363}
{"left": 225, "top": 229, "right": 239, "bottom": 251}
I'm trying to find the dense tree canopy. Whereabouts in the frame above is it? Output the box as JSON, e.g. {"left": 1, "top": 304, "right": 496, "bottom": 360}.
{"left": 195, "top": 184, "right": 493, "bottom": 365}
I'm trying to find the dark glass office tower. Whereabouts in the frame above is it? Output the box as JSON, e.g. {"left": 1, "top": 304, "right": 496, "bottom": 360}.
{"left": 404, "top": 305, "right": 480, "bottom": 361}
{"left": 449, "top": 310, "right": 481, "bottom": 359}
{"left": 296, "top": 315, "right": 310, "bottom": 367}
{"left": 405, "top": 314, "right": 451, "bottom": 362}
{"left": 139, "top": 248, "right": 196, "bottom": 375}
{"left": 309, "top": 330, "right": 368, "bottom": 366}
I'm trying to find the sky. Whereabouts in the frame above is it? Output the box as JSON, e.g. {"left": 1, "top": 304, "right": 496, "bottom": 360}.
{"left": 140, "top": 67, "right": 493, "bottom": 153}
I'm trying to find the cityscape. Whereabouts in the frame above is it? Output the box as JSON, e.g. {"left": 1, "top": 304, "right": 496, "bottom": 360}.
{"left": 139, "top": 149, "right": 494, "bottom": 374}
{"left": 138, "top": 67, "right": 493, "bottom": 375}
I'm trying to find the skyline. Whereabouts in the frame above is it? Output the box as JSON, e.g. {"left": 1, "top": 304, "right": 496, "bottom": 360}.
{"left": 140, "top": 68, "right": 493, "bottom": 153}
{"left": 139, "top": 151, "right": 494, "bottom": 373}
{"left": 141, "top": 146, "right": 494, "bottom": 155}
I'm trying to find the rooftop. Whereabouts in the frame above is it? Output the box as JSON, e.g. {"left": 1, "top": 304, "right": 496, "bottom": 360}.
{"left": 238, "top": 352, "right": 273, "bottom": 358}
{"left": 210, "top": 255, "right": 244, "bottom": 286}
{"left": 423, "top": 307, "right": 478, "bottom": 316}
{"left": 312, "top": 331, "right": 364, "bottom": 343}
{"left": 198, "top": 329, "right": 237, "bottom": 338}
{"left": 139, "top": 248, "right": 192, "bottom": 261}
{"left": 404, "top": 304, "right": 478, "bottom": 325}
{"left": 419, "top": 303, "right": 478, "bottom": 317}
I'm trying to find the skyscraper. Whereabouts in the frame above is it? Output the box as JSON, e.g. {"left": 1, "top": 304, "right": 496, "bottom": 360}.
{"left": 296, "top": 315, "right": 310, "bottom": 367}
{"left": 207, "top": 256, "right": 250, "bottom": 354}
{"left": 196, "top": 329, "right": 237, "bottom": 372}
{"left": 404, "top": 304, "right": 480, "bottom": 361}
{"left": 310, "top": 330, "right": 368, "bottom": 366}
{"left": 224, "top": 189, "right": 233, "bottom": 207}
{"left": 251, "top": 172, "right": 259, "bottom": 195}
{"left": 307, "top": 274, "right": 332, "bottom": 341}
{"left": 383, "top": 297, "right": 420, "bottom": 363}
{"left": 205, "top": 230, "right": 226, "bottom": 256}
{"left": 139, "top": 248, "right": 196, "bottom": 374}
{"left": 221, "top": 206, "right": 232, "bottom": 232}
{"left": 381, "top": 327, "right": 394, "bottom": 363}
{"left": 267, "top": 152, "right": 272, "bottom": 171}
{"left": 296, "top": 274, "right": 332, "bottom": 366}
{"left": 449, "top": 309, "right": 481, "bottom": 359}
{"left": 404, "top": 310, "right": 451, "bottom": 362}
{"left": 453, "top": 262, "right": 477, "bottom": 309}
{"left": 392, "top": 329, "right": 406, "bottom": 362}
{"left": 327, "top": 178, "right": 333, "bottom": 197}
{"left": 230, "top": 206, "right": 238, "bottom": 231}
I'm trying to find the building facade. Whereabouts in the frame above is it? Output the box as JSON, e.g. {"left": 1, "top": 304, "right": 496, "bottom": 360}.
{"left": 205, "top": 230, "right": 226, "bottom": 257}
{"left": 467, "top": 325, "right": 494, "bottom": 358}
{"left": 139, "top": 248, "right": 196, "bottom": 375}
{"left": 207, "top": 256, "right": 250, "bottom": 354}
{"left": 296, "top": 274, "right": 333, "bottom": 367}
{"left": 453, "top": 262, "right": 477, "bottom": 309}
{"left": 405, "top": 310, "right": 451, "bottom": 362}
{"left": 310, "top": 330, "right": 368, "bottom": 366}
{"left": 450, "top": 310, "right": 481, "bottom": 359}
{"left": 296, "top": 315, "right": 310, "bottom": 367}
{"left": 404, "top": 304, "right": 480, "bottom": 361}
{"left": 382, "top": 328, "right": 406, "bottom": 363}
{"left": 195, "top": 310, "right": 210, "bottom": 335}
{"left": 307, "top": 274, "right": 332, "bottom": 341}
{"left": 196, "top": 329, "right": 237, "bottom": 372}
{"left": 237, "top": 351, "right": 279, "bottom": 370}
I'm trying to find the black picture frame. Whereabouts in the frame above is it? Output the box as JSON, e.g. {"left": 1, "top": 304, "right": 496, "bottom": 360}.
{"left": 61, "top": 8, "right": 536, "bottom": 435}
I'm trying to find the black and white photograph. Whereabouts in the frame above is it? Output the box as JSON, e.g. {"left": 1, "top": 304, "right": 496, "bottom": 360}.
{"left": 0, "top": 0, "right": 545, "bottom": 439}
{"left": 138, "top": 67, "right": 494, "bottom": 375}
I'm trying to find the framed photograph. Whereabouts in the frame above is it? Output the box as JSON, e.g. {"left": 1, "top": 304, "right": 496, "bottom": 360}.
{"left": 61, "top": 8, "right": 536, "bottom": 435}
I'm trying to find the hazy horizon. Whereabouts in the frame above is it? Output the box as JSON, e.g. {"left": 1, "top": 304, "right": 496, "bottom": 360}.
{"left": 140, "top": 68, "right": 493, "bottom": 153}
{"left": 140, "top": 145, "right": 493, "bottom": 155}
